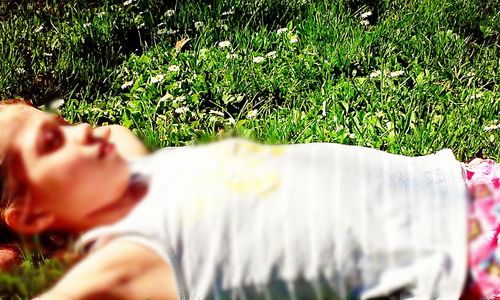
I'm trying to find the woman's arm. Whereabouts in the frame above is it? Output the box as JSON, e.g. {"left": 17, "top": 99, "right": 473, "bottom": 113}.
{"left": 94, "top": 125, "right": 150, "bottom": 159}
{"left": 36, "top": 240, "right": 178, "bottom": 300}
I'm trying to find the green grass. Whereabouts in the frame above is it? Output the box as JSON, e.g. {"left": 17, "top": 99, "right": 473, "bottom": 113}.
{"left": 0, "top": 251, "right": 67, "bottom": 299}
{"left": 0, "top": 0, "right": 499, "bottom": 298}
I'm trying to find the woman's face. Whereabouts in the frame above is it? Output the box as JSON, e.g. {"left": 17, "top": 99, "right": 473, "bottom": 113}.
{"left": 5, "top": 106, "right": 132, "bottom": 232}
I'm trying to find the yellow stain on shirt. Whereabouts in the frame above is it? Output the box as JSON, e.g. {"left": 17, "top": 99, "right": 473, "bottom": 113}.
{"left": 234, "top": 140, "right": 263, "bottom": 155}
{"left": 270, "top": 145, "right": 285, "bottom": 156}
{"left": 225, "top": 171, "right": 281, "bottom": 198}
{"left": 181, "top": 138, "right": 285, "bottom": 226}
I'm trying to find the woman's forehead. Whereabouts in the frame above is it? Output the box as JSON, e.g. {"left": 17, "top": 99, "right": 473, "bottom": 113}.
{"left": 0, "top": 109, "right": 29, "bottom": 159}
{"left": 0, "top": 106, "right": 50, "bottom": 161}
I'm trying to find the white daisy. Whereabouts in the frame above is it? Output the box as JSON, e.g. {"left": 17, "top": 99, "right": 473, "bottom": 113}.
{"left": 290, "top": 35, "right": 299, "bottom": 44}
{"left": 369, "top": 70, "right": 381, "bottom": 78}
{"left": 150, "top": 74, "right": 165, "bottom": 83}
{"left": 470, "top": 92, "right": 483, "bottom": 99}
{"left": 253, "top": 56, "right": 265, "bottom": 63}
{"left": 209, "top": 110, "right": 225, "bottom": 117}
{"left": 484, "top": 124, "right": 500, "bottom": 132}
{"left": 221, "top": 10, "right": 235, "bottom": 16}
{"left": 194, "top": 21, "right": 204, "bottom": 30}
{"left": 360, "top": 20, "right": 370, "bottom": 26}
{"left": 389, "top": 70, "right": 404, "bottom": 78}
{"left": 175, "top": 106, "right": 189, "bottom": 114}
{"left": 168, "top": 65, "right": 180, "bottom": 72}
{"left": 174, "top": 96, "right": 186, "bottom": 103}
{"left": 15, "top": 67, "right": 26, "bottom": 74}
{"left": 361, "top": 11, "right": 372, "bottom": 18}
{"left": 277, "top": 28, "right": 288, "bottom": 35}
{"left": 166, "top": 10, "right": 175, "bottom": 17}
{"left": 218, "top": 40, "right": 231, "bottom": 48}
{"left": 123, "top": 0, "right": 133, "bottom": 6}
{"left": 121, "top": 80, "right": 134, "bottom": 89}
{"left": 246, "top": 109, "right": 258, "bottom": 119}
{"left": 266, "top": 51, "right": 277, "bottom": 59}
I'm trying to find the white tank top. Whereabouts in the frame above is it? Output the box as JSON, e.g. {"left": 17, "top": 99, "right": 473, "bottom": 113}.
{"left": 77, "top": 138, "right": 468, "bottom": 300}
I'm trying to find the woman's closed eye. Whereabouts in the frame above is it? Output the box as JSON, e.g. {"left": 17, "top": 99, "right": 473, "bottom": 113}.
{"left": 40, "top": 125, "right": 64, "bottom": 154}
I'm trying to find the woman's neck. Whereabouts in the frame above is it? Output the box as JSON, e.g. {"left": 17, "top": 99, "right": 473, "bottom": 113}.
{"left": 71, "top": 174, "right": 149, "bottom": 233}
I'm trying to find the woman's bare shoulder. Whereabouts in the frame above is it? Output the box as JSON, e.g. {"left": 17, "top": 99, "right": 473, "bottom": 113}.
{"left": 38, "top": 239, "right": 177, "bottom": 300}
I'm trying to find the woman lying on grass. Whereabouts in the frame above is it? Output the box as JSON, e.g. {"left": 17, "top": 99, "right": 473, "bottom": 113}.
{"left": 0, "top": 100, "right": 499, "bottom": 299}
{"left": 0, "top": 100, "right": 150, "bottom": 271}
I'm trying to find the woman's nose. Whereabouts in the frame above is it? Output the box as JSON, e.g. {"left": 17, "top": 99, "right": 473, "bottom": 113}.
{"left": 65, "top": 123, "right": 93, "bottom": 144}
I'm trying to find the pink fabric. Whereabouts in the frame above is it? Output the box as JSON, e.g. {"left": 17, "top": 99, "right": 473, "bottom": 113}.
{"left": 461, "top": 158, "right": 500, "bottom": 299}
